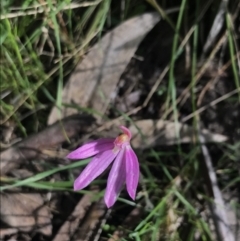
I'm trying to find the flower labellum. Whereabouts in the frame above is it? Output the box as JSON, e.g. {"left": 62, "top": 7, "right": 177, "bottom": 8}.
{"left": 66, "top": 126, "right": 139, "bottom": 208}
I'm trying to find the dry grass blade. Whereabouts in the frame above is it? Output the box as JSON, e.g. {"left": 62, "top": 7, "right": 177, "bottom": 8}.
{"left": 182, "top": 87, "right": 240, "bottom": 122}
{"left": 162, "top": 33, "right": 228, "bottom": 117}
{"left": 0, "top": 1, "right": 101, "bottom": 20}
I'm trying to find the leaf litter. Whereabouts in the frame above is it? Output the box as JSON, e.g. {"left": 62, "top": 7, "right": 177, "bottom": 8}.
{"left": 1, "top": 4, "right": 240, "bottom": 241}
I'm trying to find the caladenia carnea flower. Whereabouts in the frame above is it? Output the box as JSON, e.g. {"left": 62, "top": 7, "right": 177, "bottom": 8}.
{"left": 67, "top": 126, "right": 139, "bottom": 208}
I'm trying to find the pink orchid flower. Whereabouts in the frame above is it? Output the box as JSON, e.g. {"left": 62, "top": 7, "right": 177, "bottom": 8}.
{"left": 67, "top": 126, "right": 139, "bottom": 208}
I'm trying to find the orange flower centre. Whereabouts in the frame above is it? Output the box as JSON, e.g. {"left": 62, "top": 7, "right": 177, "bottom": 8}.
{"left": 116, "top": 134, "right": 129, "bottom": 143}
{"left": 114, "top": 134, "right": 130, "bottom": 149}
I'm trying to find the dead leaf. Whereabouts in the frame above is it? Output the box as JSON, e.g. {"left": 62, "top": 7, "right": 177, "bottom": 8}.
{"left": 0, "top": 114, "right": 95, "bottom": 175}
{"left": 48, "top": 12, "right": 160, "bottom": 125}
{"left": 52, "top": 192, "right": 97, "bottom": 241}
{"left": 0, "top": 193, "right": 52, "bottom": 236}
{"left": 73, "top": 198, "right": 107, "bottom": 241}
{"left": 128, "top": 119, "right": 228, "bottom": 148}
{"left": 0, "top": 228, "right": 18, "bottom": 239}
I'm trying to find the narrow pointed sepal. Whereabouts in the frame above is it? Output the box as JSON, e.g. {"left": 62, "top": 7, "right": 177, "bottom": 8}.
{"left": 125, "top": 146, "right": 139, "bottom": 200}
{"left": 104, "top": 149, "right": 126, "bottom": 208}
{"left": 67, "top": 138, "right": 114, "bottom": 159}
{"left": 74, "top": 149, "right": 118, "bottom": 190}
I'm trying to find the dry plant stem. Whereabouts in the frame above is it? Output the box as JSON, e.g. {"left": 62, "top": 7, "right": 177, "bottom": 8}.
{"left": 198, "top": 128, "right": 235, "bottom": 241}
{"left": 143, "top": 9, "right": 200, "bottom": 109}
{"left": 181, "top": 34, "right": 227, "bottom": 105}
{"left": 80, "top": 79, "right": 240, "bottom": 144}
{"left": 143, "top": 65, "right": 170, "bottom": 107}
{"left": 37, "top": 27, "right": 54, "bottom": 56}
{"left": 93, "top": 209, "right": 112, "bottom": 241}
{"left": 174, "top": 2, "right": 240, "bottom": 114}
{"left": 197, "top": 51, "right": 240, "bottom": 106}
{"left": 95, "top": 85, "right": 239, "bottom": 137}
{"left": 146, "top": 0, "right": 176, "bottom": 30}
{"left": 0, "top": 1, "right": 101, "bottom": 20}
{"left": 94, "top": 37, "right": 233, "bottom": 131}
{"left": 56, "top": 9, "right": 69, "bottom": 36}
{"left": 161, "top": 32, "right": 227, "bottom": 118}
{"left": 38, "top": 0, "right": 54, "bottom": 29}
{"left": 90, "top": 83, "right": 237, "bottom": 138}
{"left": 182, "top": 87, "right": 240, "bottom": 122}
{"left": 38, "top": 0, "right": 72, "bottom": 45}
{"left": 145, "top": 0, "right": 213, "bottom": 113}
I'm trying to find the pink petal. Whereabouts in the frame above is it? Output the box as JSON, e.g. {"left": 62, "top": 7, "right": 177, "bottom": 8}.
{"left": 125, "top": 146, "right": 139, "bottom": 200}
{"left": 104, "top": 149, "right": 126, "bottom": 208}
{"left": 120, "top": 126, "right": 132, "bottom": 139}
{"left": 74, "top": 149, "right": 118, "bottom": 190}
{"left": 67, "top": 138, "right": 114, "bottom": 159}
